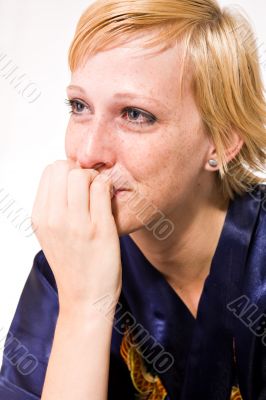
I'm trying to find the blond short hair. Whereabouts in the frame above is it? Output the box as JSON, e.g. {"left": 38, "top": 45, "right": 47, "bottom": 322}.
{"left": 68, "top": 0, "right": 266, "bottom": 199}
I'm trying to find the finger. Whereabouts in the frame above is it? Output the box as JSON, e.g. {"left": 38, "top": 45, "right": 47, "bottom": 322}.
{"left": 67, "top": 168, "right": 99, "bottom": 221}
{"left": 31, "top": 164, "right": 52, "bottom": 228}
{"left": 48, "top": 160, "right": 77, "bottom": 219}
{"left": 89, "top": 173, "right": 115, "bottom": 229}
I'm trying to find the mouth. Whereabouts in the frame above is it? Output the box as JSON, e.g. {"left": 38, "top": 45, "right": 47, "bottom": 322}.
{"left": 111, "top": 188, "right": 129, "bottom": 199}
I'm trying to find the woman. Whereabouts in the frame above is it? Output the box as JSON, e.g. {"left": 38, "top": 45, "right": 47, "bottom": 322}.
{"left": 0, "top": 0, "right": 266, "bottom": 399}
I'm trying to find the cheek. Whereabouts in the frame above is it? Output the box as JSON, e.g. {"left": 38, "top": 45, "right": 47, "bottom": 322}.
{"left": 125, "top": 135, "right": 184, "bottom": 185}
{"left": 121, "top": 140, "right": 176, "bottom": 209}
{"left": 131, "top": 132, "right": 206, "bottom": 202}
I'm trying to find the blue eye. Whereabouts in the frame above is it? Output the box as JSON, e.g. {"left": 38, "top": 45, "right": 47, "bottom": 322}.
{"left": 121, "top": 107, "right": 157, "bottom": 127}
{"left": 65, "top": 99, "right": 88, "bottom": 114}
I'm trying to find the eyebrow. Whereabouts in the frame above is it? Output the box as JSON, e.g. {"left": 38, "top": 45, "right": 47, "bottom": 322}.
{"left": 66, "top": 84, "right": 167, "bottom": 109}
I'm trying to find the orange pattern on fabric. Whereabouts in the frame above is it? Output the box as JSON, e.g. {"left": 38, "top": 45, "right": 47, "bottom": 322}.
{"left": 120, "top": 329, "right": 167, "bottom": 399}
{"left": 231, "top": 337, "right": 243, "bottom": 400}
{"left": 120, "top": 330, "right": 243, "bottom": 400}
{"left": 230, "top": 386, "right": 243, "bottom": 400}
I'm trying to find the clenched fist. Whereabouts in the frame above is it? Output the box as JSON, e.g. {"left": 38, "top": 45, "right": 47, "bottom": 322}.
{"left": 31, "top": 160, "right": 122, "bottom": 313}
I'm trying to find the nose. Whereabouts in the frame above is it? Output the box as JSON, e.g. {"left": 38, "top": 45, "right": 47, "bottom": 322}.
{"left": 75, "top": 120, "right": 116, "bottom": 171}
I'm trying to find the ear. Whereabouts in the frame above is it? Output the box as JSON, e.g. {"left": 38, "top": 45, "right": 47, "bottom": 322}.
{"left": 205, "top": 129, "right": 244, "bottom": 171}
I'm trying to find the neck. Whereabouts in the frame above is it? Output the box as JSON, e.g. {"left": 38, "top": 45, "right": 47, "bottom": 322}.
{"left": 129, "top": 180, "right": 230, "bottom": 290}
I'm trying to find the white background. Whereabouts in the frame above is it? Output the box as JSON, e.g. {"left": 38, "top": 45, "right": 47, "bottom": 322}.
{"left": 0, "top": 0, "right": 265, "bottom": 367}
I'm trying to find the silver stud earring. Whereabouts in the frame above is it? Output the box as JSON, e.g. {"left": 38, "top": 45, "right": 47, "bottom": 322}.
{"left": 208, "top": 159, "right": 218, "bottom": 167}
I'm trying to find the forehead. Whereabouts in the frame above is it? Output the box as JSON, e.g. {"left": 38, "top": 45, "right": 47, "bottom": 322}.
{"left": 70, "top": 35, "right": 192, "bottom": 104}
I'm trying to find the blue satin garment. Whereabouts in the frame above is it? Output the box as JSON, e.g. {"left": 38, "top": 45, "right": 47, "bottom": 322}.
{"left": 1, "top": 184, "right": 266, "bottom": 399}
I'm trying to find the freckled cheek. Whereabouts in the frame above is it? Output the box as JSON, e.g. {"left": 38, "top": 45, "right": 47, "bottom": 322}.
{"left": 137, "top": 146, "right": 188, "bottom": 195}
{"left": 137, "top": 148, "right": 174, "bottom": 182}
{"left": 124, "top": 146, "right": 158, "bottom": 182}
{"left": 125, "top": 154, "right": 169, "bottom": 198}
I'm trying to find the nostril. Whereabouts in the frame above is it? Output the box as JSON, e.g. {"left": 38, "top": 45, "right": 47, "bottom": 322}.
{"left": 93, "top": 162, "right": 105, "bottom": 170}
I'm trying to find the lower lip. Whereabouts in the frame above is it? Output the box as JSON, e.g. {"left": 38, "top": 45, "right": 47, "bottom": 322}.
{"left": 113, "top": 190, "right": 128, "bottom": 198}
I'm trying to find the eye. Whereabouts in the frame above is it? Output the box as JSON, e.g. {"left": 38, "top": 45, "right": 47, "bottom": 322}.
{"left": 65, "top": 98, "right": 88, "bottom": 115}
{"left": 121, "top": 107, "right": 157, "bottom": 127}
{"left": 65, "top": 98, "right": 158, "bottom": 128}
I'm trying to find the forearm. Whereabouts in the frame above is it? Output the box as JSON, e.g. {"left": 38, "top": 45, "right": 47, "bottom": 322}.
{"left": 41, "top": 304, "right": 114, "bottom": 400}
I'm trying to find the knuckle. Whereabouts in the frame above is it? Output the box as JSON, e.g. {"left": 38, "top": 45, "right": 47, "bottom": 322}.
{"left": 68, "top": 168, "right": 99, "bottom": 183}
{"left": 68, "top": 168, "right": 82, "bottom": 179}
{"left": 92, "top": 176, "right": 110, "bottom": 190}
{"left": 68, "top": 169, "right": 87, "bottom": 185}
{"left": 30, "top": 214, "right": 39, "bottom": 231}
{"left": 41, "top": 164, "right": 53, "bottom": 178}
{"left": 46, "top": 214, "right": 63, "bottom": 231}
{"left": 53, "top": 160, "right": 67, "bottom": 167}
{"left": 67, "top": 221, "right": 91, "bottom": 240}
{"left": 53, "top": 160, "right": 74, "bottom": 174}
{"left": 86, "top": 169, "right": 100, "bottom": 180}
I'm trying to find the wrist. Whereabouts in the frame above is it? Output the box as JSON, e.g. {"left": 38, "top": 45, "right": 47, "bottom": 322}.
{"left": 58, "top": 295, "right": 119, "bottom": 324}
{"left": 58, "top": 286, "right": 121, "bottom": 317}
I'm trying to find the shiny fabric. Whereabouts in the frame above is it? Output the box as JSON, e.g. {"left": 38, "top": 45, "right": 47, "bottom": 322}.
{"left": 1, "top": 184, "right": 266, "bottom": 399}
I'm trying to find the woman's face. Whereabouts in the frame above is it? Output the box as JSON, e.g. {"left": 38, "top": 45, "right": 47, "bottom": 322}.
{"left": 65, "top": 33, "right": 215, "bottom": 237}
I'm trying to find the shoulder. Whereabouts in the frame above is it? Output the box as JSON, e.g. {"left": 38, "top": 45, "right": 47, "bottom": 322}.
{"left": 246, "top": 183, "right": 266, "bottom": 202}
{"left": 235, "top": 183, "right": 266, "bottom": 226}
{"left": 248, "top": 183, "right": 266, "bottom": 227}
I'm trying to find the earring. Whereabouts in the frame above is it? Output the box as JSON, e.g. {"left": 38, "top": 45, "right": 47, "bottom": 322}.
{"left": 208, "top": 159, "right": 218, "bottom": 167}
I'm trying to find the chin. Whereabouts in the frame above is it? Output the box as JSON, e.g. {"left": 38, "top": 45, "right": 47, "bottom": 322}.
{"left": 111, "top": 189, "right": 165, "bottom": 237}
{"left": 114, "top": 214, "right": 144, "bottom": 237}
{"left": 111, "top": 201, "right": 145, "bottom": 237}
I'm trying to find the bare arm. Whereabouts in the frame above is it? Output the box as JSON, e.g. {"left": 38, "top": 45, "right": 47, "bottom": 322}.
{"left": 41, "top": 305, "right": 115, "bottom": 400}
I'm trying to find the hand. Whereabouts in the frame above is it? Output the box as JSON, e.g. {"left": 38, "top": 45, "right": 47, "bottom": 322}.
{"left": 31, "top": 160, "right": 122, "bottom": 312}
